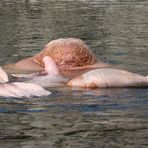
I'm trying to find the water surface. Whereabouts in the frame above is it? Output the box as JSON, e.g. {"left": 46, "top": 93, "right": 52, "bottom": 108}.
{"left": 0, "top": 0, "right": 148, "bottom": 147}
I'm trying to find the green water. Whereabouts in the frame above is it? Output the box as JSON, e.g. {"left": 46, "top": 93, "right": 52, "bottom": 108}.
{"left": 0, "top": 0, "right": 148, "bottom": 147}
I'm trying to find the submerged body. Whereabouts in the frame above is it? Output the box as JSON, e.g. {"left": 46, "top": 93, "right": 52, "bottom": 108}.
{"left": 25, "top": 74, "right": 68, "bottom": 88}
{"left": 0, "top": 82, "right": 51, "bottom": 98}
{"left": 0, "top": 56, "right": 64, "bottom": 98}
{"left": 68, "top": 69, "right": 148, "bottom": 88}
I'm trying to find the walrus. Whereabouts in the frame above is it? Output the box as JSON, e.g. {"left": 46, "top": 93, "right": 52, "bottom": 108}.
{"left": 2, "top": 38, "right": 147, "bottom": 89}
{"left": 2, "top": 38, "right": 111, "bottom": 78}
{"left": 9, "top": 56, "right": 148, "bottom": 89}
{"left": 1, "top": 54, "right": 148, "bottom": 98}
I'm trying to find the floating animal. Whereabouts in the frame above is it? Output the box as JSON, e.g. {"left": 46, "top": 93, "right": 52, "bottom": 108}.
{"left": 1, "top": 38, "right": 148, "bottom": 91}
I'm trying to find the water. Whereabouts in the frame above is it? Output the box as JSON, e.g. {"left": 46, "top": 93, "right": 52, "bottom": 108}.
{"left": 0, "top": 0, "right": 148, "bottom": 147}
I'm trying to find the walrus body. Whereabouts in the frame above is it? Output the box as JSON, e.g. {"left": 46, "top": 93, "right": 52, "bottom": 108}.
{"left": 0, "top": 38, "right": 147, "bottom": 95}
{"left": 68, "top": 69, "right": 148, "bottom": 88}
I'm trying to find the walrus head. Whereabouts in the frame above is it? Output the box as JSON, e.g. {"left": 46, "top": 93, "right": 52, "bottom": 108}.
{"left": 2, "top": 38, "right": 110, "bottom": 77}
{"left": 33, "top": 38, "right": 97, "bottom": 69}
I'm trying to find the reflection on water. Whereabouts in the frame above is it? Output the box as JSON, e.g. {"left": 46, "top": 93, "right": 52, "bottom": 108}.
{"left": 0, "top": 0, "right": 148, "bottom": 147}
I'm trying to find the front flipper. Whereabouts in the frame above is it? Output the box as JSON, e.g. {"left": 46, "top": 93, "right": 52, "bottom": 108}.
{"left": 67, "top": 68, "right": 148, "bottom": 88}
{"left": 0, "top": 66, "right": 9, "bottom": 83}
{"left": 24, "top": 56, "right": 68, "bottom": 87}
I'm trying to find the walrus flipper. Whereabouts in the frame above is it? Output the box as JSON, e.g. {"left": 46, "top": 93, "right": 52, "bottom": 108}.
{"left": 0, "top": 66, "right": 9, "bottom": 83}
